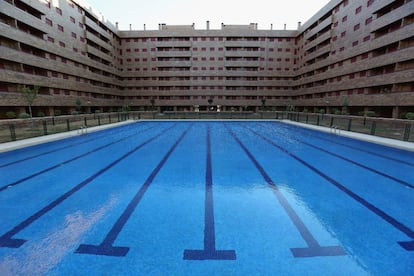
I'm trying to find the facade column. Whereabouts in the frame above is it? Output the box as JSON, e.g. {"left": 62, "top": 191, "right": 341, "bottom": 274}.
{"left": 392, "top": 106, "right": 399, "bottom": 119}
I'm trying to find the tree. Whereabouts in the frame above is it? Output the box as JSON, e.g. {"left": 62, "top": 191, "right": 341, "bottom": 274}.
{"left": 75, "top": 98, "right": 82, "bottom": 112}
{"left": 19, "top": 85, "right": 39, "bottom": 118}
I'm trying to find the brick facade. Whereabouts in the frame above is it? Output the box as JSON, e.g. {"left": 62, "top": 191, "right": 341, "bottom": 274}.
{"left": 0, "top": 0, "right": 413, "bottom": 118}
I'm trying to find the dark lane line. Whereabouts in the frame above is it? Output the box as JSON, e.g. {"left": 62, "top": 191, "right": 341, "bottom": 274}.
{"left": 0, "top": 122, "right": 143, "bottom": 168}
{"left": 252, "top": 123, "right": 414, "bottom": 190}
{"left": 0, "top": 124, "right": 160, "bottom": 192}
{"left": 76, "top": 124, "right": 192, "bottom": 257}
{"left": 246, "top": 125, "right": 414, "bottom": 251}
{"left": 0, "top": 124, "right": 176, "bottom": 249}
{"left": 183, "top": 124, "right": 236, "bottom": 260}
{"left": 226, "top": 123, "right": 346, "bottom": 258}
{"left": 275, "top": 122, "right": 414, "bottom": 167}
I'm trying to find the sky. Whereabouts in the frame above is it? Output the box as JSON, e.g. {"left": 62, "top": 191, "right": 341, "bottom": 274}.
{"left": 82, "top": 0, "right": 332, "bottom": 31}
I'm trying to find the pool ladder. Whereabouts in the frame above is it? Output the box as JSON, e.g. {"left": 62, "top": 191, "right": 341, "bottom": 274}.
{"left": 330, "top": 125, "right": 341, "bottom": 135}
{"left": 77, "top": 125, "right": 88, "bottom": 135}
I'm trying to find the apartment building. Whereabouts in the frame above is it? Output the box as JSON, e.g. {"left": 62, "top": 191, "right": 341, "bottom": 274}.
{"left": 0, "top": 0, "right": 413, "bottom": 118}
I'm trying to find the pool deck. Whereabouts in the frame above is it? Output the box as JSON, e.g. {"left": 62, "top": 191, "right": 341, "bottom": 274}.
{"left": 0, "top": 119, "right": 413, "bottom": 153}
{"left": 0, "top": 120, "right": 136, "bottom": 153}
{"left": 282, "top": 120, "right": 414, "bottom": 152}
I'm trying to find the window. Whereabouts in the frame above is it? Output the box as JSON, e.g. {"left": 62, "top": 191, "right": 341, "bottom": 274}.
{"left": 365, "top": 17, "right": 372, "bottom": 25}
{"left": 78, "top": 22, "right": 84, "bottom": 28}
{"left": 354, "top": 23, "right": 360, "bottom": 31}
{"left": 356, "top": 6, "right": 362, "bottom": 14}
{"left": 343, "top": 0, "right": 349, "bottom": 7}
{"left": 70, "top": 16, "right": 75, "bottom": 23}
{"left": 56, "top": 7, "right": 62, "bottom": 15}
{"left": 71, "top": 32, "right": 77, "bottom": 38}
{"left": 363, "top": 35, "right": 371, "bottom": 41}
{"left": 342, "top": 16, "right": 347, "bottom": 22}
{"left": 341, "top": 31, "right": 346, "bottom": 37}
{"left": 47, "top": 36, "right": 54, "bottom": 43}
{"left": 210, "top": 47, "right": 215, "bottom": 51}
{"left": 59, "top": 41, "right": 65, "bottom": 47}
{"left": 58, "top": 25, "right": 64, "bottom": 32}
{"left": 352, "top": 41, "right": 359, "bottom": 47}
{"left": 46, "top": 18, "right": 53, "bottom": 26}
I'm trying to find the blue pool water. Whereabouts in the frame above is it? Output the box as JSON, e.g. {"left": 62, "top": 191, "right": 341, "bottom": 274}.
{"left": 0, "top": 121, "right": 413, "bottom": 275}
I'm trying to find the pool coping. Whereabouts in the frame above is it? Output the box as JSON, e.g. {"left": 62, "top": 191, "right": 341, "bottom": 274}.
{"left": 0, "top": 120, "right": 136, "bottom": 153}
{"left": 0, "top": 119, "right": 413, "bottom": 153}
{"left": 282, "top": 120, "right": 414, "bottom": 152}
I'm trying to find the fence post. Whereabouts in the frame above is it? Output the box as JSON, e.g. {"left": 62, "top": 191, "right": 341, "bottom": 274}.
{"left": 370, "top": 121, "right": 376, "bottom": 135}
{"left": 43, "top": 120, "right": 48, "bottom": 135}
{"left": 109, "top": 114, "right": 111, "bottom": 123}
{"left": 66, "top": 119, "right": 70, "bottom": 131}
{"left": 306, "top": 114, "right": 309, "bottom": 123}
{"left": 403, "top": 124, "right": 411, "bottom": 141}
{"left": 347, "top": 118, "right": 352, "bottom": 131}
{"left": 98, "top": 115, "right": 101, "bottom": 126}
{"left": 9, "top": 124, "right": 16, "bottom": 141}
{"left": 329, "top": 117, "right": 334, "bottom": 127}
{"left": 316, "top": 115, "right": 320, "bottom": 126}
{"left": 84, "top": 117, "right": 87, "bottom": 127}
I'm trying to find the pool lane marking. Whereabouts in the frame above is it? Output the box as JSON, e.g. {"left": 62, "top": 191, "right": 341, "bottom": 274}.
{"left": 226, "top": 124, "right": 346, "bottom": 258}
{"left": 254, "top": 123, "right": 414, "bottom": 190}
{"left": 0, "top": 124, "right": 177, "bottom": 249}
{"left": 75, "top": 124, "right": 192, "bottom": 257}
{"left": 0, "top": 122, "right": 143, "bottom": 169}
{"left": 183, "top": 125, "right": 237, "bottom": 260}
{"left": 0, "top": 124, "right": 160, "bottom": 193}
{"left": 247, "top": 126, "right": 414, "bottom": 251}
{"left": 275, "top": 122, "right": 414, "bottom": 167}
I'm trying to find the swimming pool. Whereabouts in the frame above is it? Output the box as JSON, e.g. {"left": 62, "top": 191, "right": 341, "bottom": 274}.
{"left": 0, "top": 121, "right": 413, "bottom": 275}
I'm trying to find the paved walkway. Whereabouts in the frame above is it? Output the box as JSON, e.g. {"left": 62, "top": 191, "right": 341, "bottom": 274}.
{"left": 283, "top": 120, "right": 414, "bottom": 152}
{"left": 0, "top": 119, "right": 413, "bottom": 153}
{"left": 0, "top": 120, "right": 136, "bottom": 153}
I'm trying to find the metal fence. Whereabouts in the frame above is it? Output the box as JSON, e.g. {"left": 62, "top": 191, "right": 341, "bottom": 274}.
{"left": 285, "top": 112, "right": 413, "bottom": 142}
{"left": 0, "top": 111, "right": 413, "bottom": 143}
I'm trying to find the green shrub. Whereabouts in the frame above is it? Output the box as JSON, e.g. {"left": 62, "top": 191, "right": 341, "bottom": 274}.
{"left": 71, "top": 111, "right": 79, "bottom": 115}
{"left": 54, "top": 110, "right": 61, "bottom": 116}
{"left": 319, "top": 109, "right": 325, "bottom": 114}
{"left": 406, "top": 112, "right": 414, "bottom": 120}
{"left": 37, "top": 111, "right": 45, "bottom": 117}
{"left": 365, "top": 111, "right": 376, "bottom": 117}
{"left": 6, "top": 111, "right": 16, "bottom": 119}
{"left": 18, "top": 112, "right": 30, "bottom": 119}
{"left": 357, "top": 111, "right": 365, "bottom": 116}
